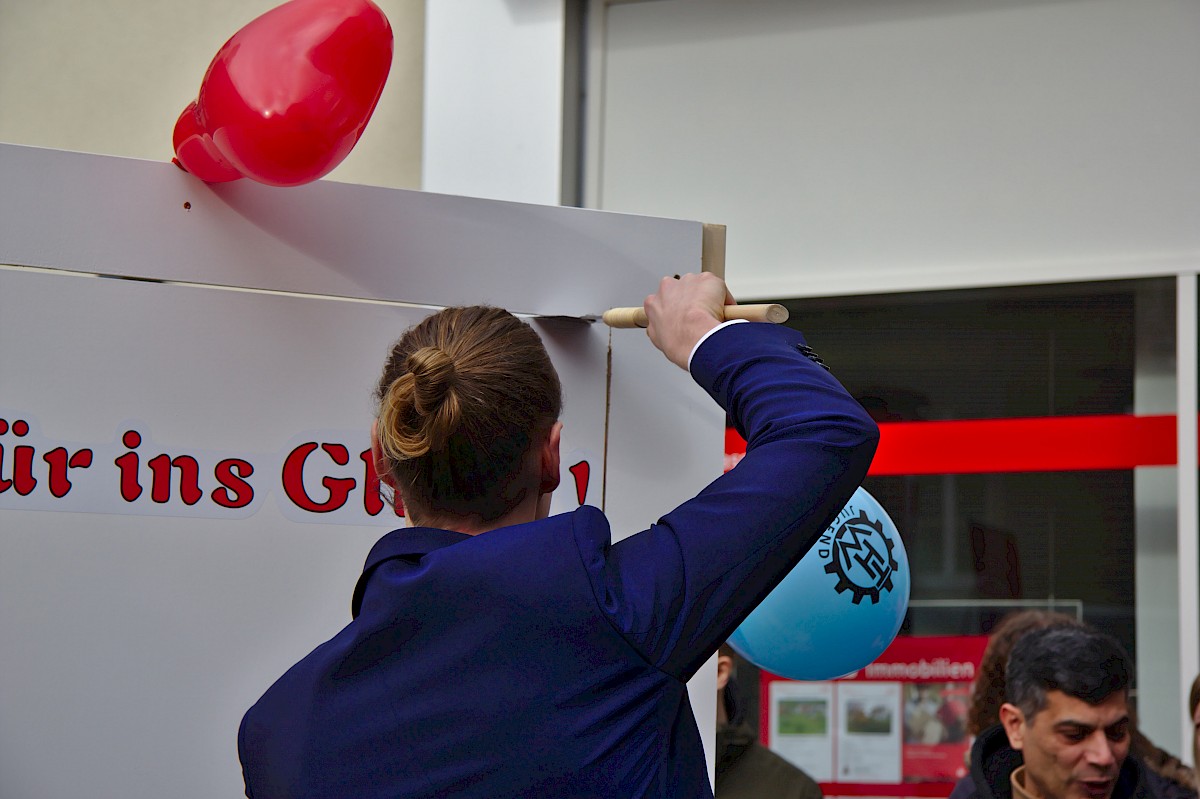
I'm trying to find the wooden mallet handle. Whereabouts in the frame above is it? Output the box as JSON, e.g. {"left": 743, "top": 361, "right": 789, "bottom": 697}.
{"left": 602, "top": 303, "right": 789, "bottom": 329}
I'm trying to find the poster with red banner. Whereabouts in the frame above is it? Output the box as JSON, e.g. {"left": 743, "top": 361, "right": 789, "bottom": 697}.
{"left": 760, "top": 635, "right": 988, "bottom": 797}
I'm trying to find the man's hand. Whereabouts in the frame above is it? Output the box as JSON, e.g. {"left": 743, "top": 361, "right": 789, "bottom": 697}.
{"left": 643, "top": 273, "right": 736, "bottom": 370}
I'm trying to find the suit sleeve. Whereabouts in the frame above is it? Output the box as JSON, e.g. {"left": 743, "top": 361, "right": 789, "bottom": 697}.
{"left": 596, "top": 322, "right": 879, "bottom": 681}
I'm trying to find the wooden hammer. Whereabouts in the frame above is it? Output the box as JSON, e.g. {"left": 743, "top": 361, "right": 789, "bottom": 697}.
{"left": 601, "top": 303, "right": 789, "bottom": 328}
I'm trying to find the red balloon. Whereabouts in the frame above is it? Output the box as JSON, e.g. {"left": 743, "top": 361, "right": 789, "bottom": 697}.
{"left": 172, "top": 0, "right": 393, "bottom": 187}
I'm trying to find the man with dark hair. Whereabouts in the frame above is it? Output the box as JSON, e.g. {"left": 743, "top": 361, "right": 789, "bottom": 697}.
{"left": 957, "top": 625, "right": 1151, "bottom": 799}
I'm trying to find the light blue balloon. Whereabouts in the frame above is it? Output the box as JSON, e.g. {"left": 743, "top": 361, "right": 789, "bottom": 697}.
{"left": 728, "top": 487, "right": 910, "bottom": 681}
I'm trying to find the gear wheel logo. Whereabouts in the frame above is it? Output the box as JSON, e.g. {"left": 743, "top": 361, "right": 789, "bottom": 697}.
{"left": 823, "top": 510, "right": 900, "bottom": 605}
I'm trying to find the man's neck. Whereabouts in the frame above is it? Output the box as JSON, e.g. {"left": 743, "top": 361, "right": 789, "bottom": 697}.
{"left": 1011, "top": 766, "right": 1043, "bottom": 799}
{"left": 405, "top": 492, "right": 544, "bottom": 536}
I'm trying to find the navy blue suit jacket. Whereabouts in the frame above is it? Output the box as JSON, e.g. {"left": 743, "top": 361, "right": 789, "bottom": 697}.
{"left": 238, "top": 322, "right": 878, "bottom": 798}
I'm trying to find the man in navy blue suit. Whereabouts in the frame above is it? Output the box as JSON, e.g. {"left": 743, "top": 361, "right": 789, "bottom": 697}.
{"left": 238, "top": 273, "right": 879, "bottom": 798}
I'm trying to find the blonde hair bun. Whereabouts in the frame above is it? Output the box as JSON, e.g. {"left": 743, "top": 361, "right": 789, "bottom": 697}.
{"left": 378, "top": 346, "right": 462, "bottom": 461}
{"left": 373, "top": 306, "right": 563, "bottom": 523}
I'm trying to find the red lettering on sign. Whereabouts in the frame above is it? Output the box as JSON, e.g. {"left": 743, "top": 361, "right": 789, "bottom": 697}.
{"left": 1, "top": 419, "right": 39, "bottom": 496}
{"left": 0, "top": 417, "right": 8, "bottom": 494}
{"left": 281, "top": 442, "right": 356, "bottom": 513}
{"left": 115, "top": 430, "right": 143, "bottom": 502}
{"left": 0, "top": 418, "right": 40, "bottom": 495}
{"left": 358, "top": 448, "right": 402, "bottom": 517}
{"left": 568, "top": 460, "right": 590, "bottom": 506}
{"left": 148, "top": 454, "right": 203, "bottom": 505}
{"left": 212, "top": 458, "right": 255, "bottom": 509}
{"left": 42, "top": 447, "right": 94, "bottom": 498}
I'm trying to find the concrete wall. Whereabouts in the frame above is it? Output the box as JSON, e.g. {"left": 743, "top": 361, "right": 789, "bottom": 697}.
{"left": 0, "top": 0, "right": 425, "bottom": 189}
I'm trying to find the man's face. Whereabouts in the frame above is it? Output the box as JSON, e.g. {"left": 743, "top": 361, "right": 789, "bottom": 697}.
{"left": 1000, "top": 690, "right": 1131, "bottom": 799}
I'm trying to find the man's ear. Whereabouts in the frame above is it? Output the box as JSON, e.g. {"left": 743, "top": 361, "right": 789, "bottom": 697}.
{"left": 370, "top": 420, "right": 396, "bottom": 489}
{"left": 1000, "top": 702, "right": 1027, "bottom": 751}
{"left": 716, "top": 654, "right": 734, "bottom": 691}
{"left": 539, "top": 421, "right": 563, "bottom": 494}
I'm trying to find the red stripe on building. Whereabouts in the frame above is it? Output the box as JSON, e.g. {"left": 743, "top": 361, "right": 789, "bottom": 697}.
{"left": 726, "top": 414, "right": 1178, "bottom": 475}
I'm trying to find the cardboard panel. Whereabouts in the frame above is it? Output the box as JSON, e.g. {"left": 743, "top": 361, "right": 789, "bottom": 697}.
{"left": 0, "top": 144, "right": 702, "bottom": 319}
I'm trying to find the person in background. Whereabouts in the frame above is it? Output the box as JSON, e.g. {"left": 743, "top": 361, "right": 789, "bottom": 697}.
{"left": 952, "top": 618, "right": 1195, "bottom": 799}
{"left": 954, "top": 611, "right": 1195, "bottom": 799}
{"left": 965, "top": 610, "right": 1083, "bottom": 741}
{"left": 715, "top": 644, "right": 823, "bottom": 799}
{"left": 955, "top": 625, "right": 1141, "bottom": 799}
{"left": 1135, "top": 730, "right": 1197, "bottom": 799}
{"left": 1189, "top": 675, "right": 1200, "bottom": 772}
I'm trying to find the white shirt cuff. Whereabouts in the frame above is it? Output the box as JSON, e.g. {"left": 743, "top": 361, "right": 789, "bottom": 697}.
{"left": 687, "top": 319, "right": 749, "bottom": 371}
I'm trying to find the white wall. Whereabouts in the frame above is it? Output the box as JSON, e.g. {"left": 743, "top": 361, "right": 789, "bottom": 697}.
{"left": 422, "top": 0, "right": 567, "bottom": 203}
{"left": 0, "top": 0, "right": 424, "bottom": 189}
{"left": 591, "top": 0, "right": 1200, "bottom": 300}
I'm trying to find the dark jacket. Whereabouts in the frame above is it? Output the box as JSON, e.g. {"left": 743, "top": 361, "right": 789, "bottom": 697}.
{"left": 1142, "top": 768, "right": 1199, "bottom": 799}
{"left": 238, "top": 322, "right": 879, "bottom": 799}
{"left": 950, "top": 725, "right": 1153, "bottom": 799}
{"left": 715, "top": 723, "right": 823, "bottom": 799}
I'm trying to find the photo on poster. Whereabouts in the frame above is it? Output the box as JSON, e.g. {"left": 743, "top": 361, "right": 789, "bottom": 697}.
{"left": 837, "top": 681, "right": 902, "bottom": 783}
{"left": 902, "top": 682, "right": 972, "bottom": 782}
{"left": 778, "top": 699, "right": 829, "bottom": 736}
{"left": 768, "top": 680, "right": 835, "bottom": 782}
{"left": 903, "top": 683, "right": 968, "bottom": 745}
{"left": 846, "top": 700, "right": 894, "bottom": 735}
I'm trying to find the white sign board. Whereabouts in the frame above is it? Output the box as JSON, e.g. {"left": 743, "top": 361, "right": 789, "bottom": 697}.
{"left": 0, "top": 144, "right": 723, "bottom": 798}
